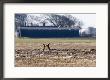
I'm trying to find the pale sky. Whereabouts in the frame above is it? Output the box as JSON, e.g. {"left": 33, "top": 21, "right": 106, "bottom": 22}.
{"left": 71, "top": 14, "right": 96, "bottom": 28}
{"left": 28, "top": 14, "right": 96, "bottom": 29}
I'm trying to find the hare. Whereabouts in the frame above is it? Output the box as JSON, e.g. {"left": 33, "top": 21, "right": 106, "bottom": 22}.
{"left": 42, "top": 43, "right": 51, "bottom": 51}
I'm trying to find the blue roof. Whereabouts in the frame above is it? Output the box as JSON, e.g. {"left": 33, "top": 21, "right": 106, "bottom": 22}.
{"left": 18, "top": 26, "right": 79, "bottom": 30}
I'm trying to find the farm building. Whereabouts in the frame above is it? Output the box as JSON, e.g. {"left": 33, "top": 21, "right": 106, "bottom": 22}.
{"left": 16, "top": 25, "right": 80, "bottom": 38}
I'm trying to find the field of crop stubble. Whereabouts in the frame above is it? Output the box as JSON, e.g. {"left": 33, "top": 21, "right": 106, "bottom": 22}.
{"left": 15, "top": 38, "right": 96, "bottom": 67}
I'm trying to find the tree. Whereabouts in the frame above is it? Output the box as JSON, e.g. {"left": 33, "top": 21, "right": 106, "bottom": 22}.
{"left": 15, "top": 14, "right": 83, "bottom": 29}
{"left": 25, "top": 15, "right": 41, "bottom": 26}
{"left": 88, "top": 27, "right": 96, "bottom": 37}
{"left": 45, "top": 14, "right": 83, "bottom": 29}
{"left": 15, "top": 14, "right": 27, "bottom": 29}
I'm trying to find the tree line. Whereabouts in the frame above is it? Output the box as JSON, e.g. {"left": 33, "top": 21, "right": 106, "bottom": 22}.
{"left": 15, "top": 14, "right": 83, "bottom": 29}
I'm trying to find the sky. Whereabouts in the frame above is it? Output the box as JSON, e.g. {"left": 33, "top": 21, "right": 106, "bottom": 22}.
{"left": 71, "top": 14, "right": 96, "bottom": 28}
{"left": 28, "top": 14, "right": 96, "bottom": 29}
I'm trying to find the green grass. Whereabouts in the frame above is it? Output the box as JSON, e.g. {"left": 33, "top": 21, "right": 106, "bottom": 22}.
{"left": 16, "top": 37, "right": 96, "bottom": 43}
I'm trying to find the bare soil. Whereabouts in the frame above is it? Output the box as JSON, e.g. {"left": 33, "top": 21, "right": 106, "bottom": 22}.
{"left": 15, "top": 38, "right": 96, "bottom": 67}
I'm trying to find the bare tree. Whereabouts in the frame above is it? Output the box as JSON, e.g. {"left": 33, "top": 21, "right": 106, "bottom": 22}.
{"left": 88, "top": 27, "right": 96, "bottom": 37}
{"left": 15, "top": 14, "right": 83, "bottom": 29}
{"left": 45, "top": 14, "right": 83, "bottom": 29}
{"left": 15, "top": 14, "right": 27, "bottom": 28}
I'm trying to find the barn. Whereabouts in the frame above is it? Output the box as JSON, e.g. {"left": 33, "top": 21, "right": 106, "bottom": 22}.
{"left": 16, "top": 26, "right": 80, "bottom": 38}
